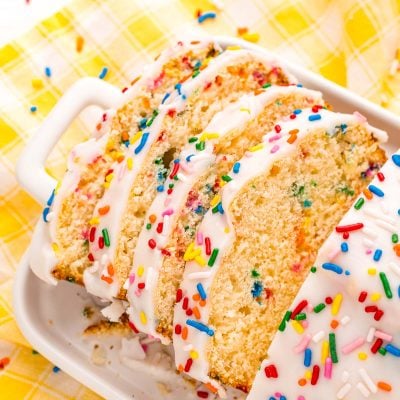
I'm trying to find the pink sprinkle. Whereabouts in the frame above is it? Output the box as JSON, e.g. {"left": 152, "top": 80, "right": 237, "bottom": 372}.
{"left": 324, "top": 357, "right": 332, "bottom": 379}
{"left": 297, "top": 397, "right": 305, "bottom": 400}
{"left": 366, "top": 249, "right": 372, "bottom": 255}
{"left": 270, "top": 145, "right": 280, "bottom": 154}
{"left": 302, "top": 320, "right": 309, "bottom": 329}
{"left": 129, "top": 274, "right": 135, "bottom": 284}
{"left": 162, "top": 208, "right": 174, "bottom": 217}
{"left": 327, "top": 248, "right": 340, "bottom": 261}
{"left": 341, "top": 336, "right": 365, "bottom": 354}
{"left": 268, "top": 134, "right": 281, "bottom": 142}
{"left": 293, "top": 334, "right": 311, "bottom": 354}
{"left": 134, "top": 289, "right": 142, "bottom": 297}
{"left": 374, "top": 330, "right": 393, "bottom": 342}
{"left": 196, "top": 231, "right": 204, "bottom": 245}
{"left": 353, "top": 111, "right": 367, "bottom": 123}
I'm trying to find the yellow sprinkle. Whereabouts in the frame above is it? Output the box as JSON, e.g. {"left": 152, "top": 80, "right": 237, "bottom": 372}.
{"left": 111, "top": 151, "right": 124, "bottom": 161}
{"left": 226, "top": 45, "right": 242, "bottom": 50}
{"left": 210, "top": 194, "right": 221, "bottom": 208}
{"left": 106, "top": 139, "right": 115, "bottom": 151}
{"left": 291, "top": 320, "right": 304, "bottom": 334}
{"left": 89, "top": 217, "right": 100, "bottom": 225}
{"left": 321, "top": 340, "right": 329, "bottom": 364}
{"left": 51, "top": 242, "right": 59, "bottom": 252}
{"left": 105, "top": 173, "right": 114, "bottom": 183}
{"left": 103, "top": 182, "right": 110, "bottom": 189}
{"left": 304, "top": 370, "right": 312, "bottom": 380}
{"left": 130, "top": 131, "right": 142, "bottom": 145}
{"left": 368, "top": 268, "right": 376, "bottom": 275}
{"left": 331, "top": 293, "right": 343, "bottom": 316}
{"left": 303, "top": 217, "right": 311, "bottom": 228}
{"left": 358, "top": 352, "right": 368, "bottom": 360}
{"left": 242, "top": 32, "right": 260, "bottom": 43}
{"left": 137, "top": 265, "right": 144, "bottom": 277}
{"left": 54, "top": 180, "right": 61, "bottom": 194}
{"left": 240, "top": 107, "right": 251, "bottom": 114}
{"left": 189, "top": 350, "right": 199, "bottom": 359}
{"left": 224, "top": 227, "right": 230, "bottom": 234}
{"left": 249, "top": 143, "right": 264, "bottom": 152}
{"left": 195, "top": 255, "right": 206, "bottom": 267}
{"left": 140, "top": 311, "right": 147, "bottom": 325}
{"left": 184, "top": 243, "right": 195, "bottom": 261}
{"left": 371, "top": 292, "right": 382, "bottom": 301}
{"left": 32, "top": 78, "right": 44, "bottom": 89}
{"left": 220, "top": 180, "right": 226, "bottom": 187}
{"left": 199, "top": 132, "right": 219, "bottom": 141}
{"left": 127, "top": 157, "right": 133, "bottom": 170}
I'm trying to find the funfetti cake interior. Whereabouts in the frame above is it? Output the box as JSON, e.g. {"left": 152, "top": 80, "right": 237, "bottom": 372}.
{"left": 248, "top": 151, "right": 400, "bottom": 400}
{"left": 31, "top": 39, "right": 222, "bottom": 286}
{"left": 173, "top": 108, "right": 387, "bottom": 394}
{"left": 126, "top": 85, "right": 325, "bottom": 344}
{"left": 82, "top": 49, "right": 295, "bottom": 301}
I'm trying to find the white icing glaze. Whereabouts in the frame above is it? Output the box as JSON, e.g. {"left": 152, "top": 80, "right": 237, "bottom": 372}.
{"left": 127, "top": 86, "right": 323, "bottom": 343}
{"left": 28, "top": 39, "right": 221, "bottom": 285}
{"left": 84, "top": 48, "right": 296, "bottom": 300}
{"left": 248, "top": 150, "right": 400, "bottom": 400}
{"left": 172, "top": 108, "right": 388, "bottom": 396}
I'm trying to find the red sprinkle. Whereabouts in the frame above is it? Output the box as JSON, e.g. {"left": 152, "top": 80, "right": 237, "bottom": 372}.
{"left": 325, "top": 296, "right": 333, "bottom": 304}
{"left": 365, "top": 305, "right": 378, "bottom": 313}
{"left": 371, "top": 338, "right": 383, "bottom": 354}
{"left": 374, "top": 309, "right": 384, "bottom": 321}
{"left": 167, "top": 108, "right": 176, "bottom": 118}
{"left": 0, "top": 357, "right": 10, "bottom": 369}
{"left": 197, "top": 391, "right": 209, "bottom": 399}
{"left": 161, "top": 248, "right": 171, "bottom": 256}
{"left": 184, "top": 358, "right": 193, "bottom": 372}
{"left": 377, "top": 172, "right": 385, "bottom": 181}
{"left": 170, "top": 162, "right": 180, "bottom": 179}
{"left": 182, "top": 297, "right": 189, "bottom": 310}
{"left": 335, "top": 223, "right": 364, "bottom": 233}
{"left": 358, "top": 291, "right": 368, "bottom": 303}
{"left": 343, "top": 232, "right": 349, "bottom": 239}
{"left": 129, "top": 321, "right": 139, "bottom": 333}
{"left": 175, "top": 324, "right": 182, "bottom": 335}
{"left": 205, "top": 237, "right": 212, "bottom": 256}
{"left": 186, "top": 308, "right": 193, "bottom": 316}
{"left": 274, "top": 124, "right": 281, "bottom": 133}
{"left": 291, "top": 300, "right": 308, "bottom": 320}
{"left": 148, "top": 239, "right": 156, "bottom": 249}
{"left": 122, "top": 87, "right": 128, "bottom": 93}
{"left": 88, "top": 253, "right": 94, "bottom": 262}
{"left": 290, "top": 114, "right": 296, "bottom": 119}
{"left": 89, "top": 226, "right": 96, "bottom": 242}
{"left": 264, "top": 364, "right": 278, "bottom": 378}
{"left": 156, "top": 222, "right": 163, "bottom": 234}
{"left": 311, "top": 365, "right": 320, "bottom": 385}
{"left": 98, "top": 236, "right": 104, "bottom": 249}
{"left": 176, "top": 289, "right": 183, "bottom": 303}
{"left": 138, "top": 282, "right": 145, "bottom": 290}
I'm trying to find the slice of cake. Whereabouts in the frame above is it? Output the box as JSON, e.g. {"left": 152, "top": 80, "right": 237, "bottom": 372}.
{"left": 30, "top": 39, "right": 222, "bottom": 285}
{"left": 83, "top": 49, "right": 296, "bottom": 300}
{"left": 248, "top": 150, "right": 400, "bottom": 400}
{"left": 126, "top": 85, "right": 325, "bottom": 343}
{"left": 173, "top": 108, "right": 387, "bottom": 395}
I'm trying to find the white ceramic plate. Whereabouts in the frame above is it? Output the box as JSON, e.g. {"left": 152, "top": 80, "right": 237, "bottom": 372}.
{"left": 14, "top": 36, "right": 400, "bottom": 400}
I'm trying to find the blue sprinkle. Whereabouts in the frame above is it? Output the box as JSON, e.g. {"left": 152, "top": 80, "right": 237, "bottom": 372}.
{"left": 398, "top": 209, "right": 400, "bottom": 216}
{"left": 45, "top": 66, "right": 52, "bottom": 77}
{"left": 186, "top": 154, "right": 195, "bottom": 162}
{"left": 174, "top": 83, "right": 182, "bottom": 95}
{"left": 385, "top": 344, "right": 400, "bottom": 357}
{"left": 47, "top": 189, "right": 55, "bottom": 206}
{"left": 197, "top": 11, "right": 217, "bottom": 23}
{"left": 53, "top": 366, "right": 60, "bottom": 373}
{"left": 139, "top": 118, "right": 147, "bottom": 129}
{"left": 293, "top": 109, "right": 302, "bottom": 114}
{"left": 173, "top": 159, "right": 180, "bottom": 164}
{"left": 308, "top": 114, "right": 321, "bottom": 121}
{"left": 194, "top": 60, "right": 202, "bottom": 69}
{"left": 161, "top": 92, "right": 170, "bottom": 104}
{"left": 30, "top": 105, "right": 37, "bottom": 113}
{"left": 99, "top": 67, "right": 108, "bottom": 79}
{"left": 368, "top": 185, "right": 384, "bottom": 197}
{"left": 251, "top": 281, "right": 263, "bottom": 298}
{"left": 280, "top": 396, "right": 287, "bottom": 400}
{"left": 134, "top": 132, "right": 150, "bottom": 154}
{"left": 340, "top": 124, "right": 347, "bottom": 132}
{"left": 181, "top": 94, "right": 187, "bottom": 100}
{"left": 217, "top": 202, "right": 224, "bottom": 214}
{"left": 296, "top": 83, "right": 303, "bottom": 87}
{"left": 186, "top": 319, "right": 214, "bottom": 336}
{"left": 156, "top": 185, "right": 164, "bottom": 192}
{"left": 392, "top": 154, "right": 400, "bottom": 167}
{"left": 345, "top": 270, "right": 351, "bottom": 276}
{"left": 42, "top": 207, "right": 50, "bottom": 222}
{"left": 322, "top": 262, "right": 343, "bottom": 274}
{"left": 303, "top": 199, "right": 312, "bottom": 208}
{"left": 304, "top": 348, "right": 312, "bottom": 367}
{"left": 373, "top": 249, "right": 382, "bottom": 261}
{"left": 398, "top": 285, "right": 400, "bottom": 298}
{"left": 196, "top": 283, "right": 207, "bottom": 300}
{"left": 341, "top": 242, "right": 348, "bottom": 252}
{"left": 194, "top": 205, "right": 204, "bottom": 215}
{"left": 233, "top": 162, "right": 241, "bottom": 174}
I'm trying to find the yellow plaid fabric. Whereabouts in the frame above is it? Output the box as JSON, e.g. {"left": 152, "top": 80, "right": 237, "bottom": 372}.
{"left": 1, "top": 0, "right": 399, "bottom": 398}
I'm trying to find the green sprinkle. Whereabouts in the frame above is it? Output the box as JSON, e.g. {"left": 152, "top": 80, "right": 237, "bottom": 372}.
{"left": 378, "top": 347, "right": 387, "bottom": 356}
{"left": 102, "top": 228, "right": 110, "bottom": 247}
{"left": 146, "top": 223, "right": 151, "bottom": 230}
{"left": 354, "top": 197, "right": 365, "bottom": 210}
{"left": 169, "top": 183, "right": 174, "bottom": 189}
{"left": 208, "top": 248, "right": 219, "bottom": 267}
{"left": 212, "top": 204, "right": 219, "bottom": 214}
{"left": 392, "top": 234, "right": 399, "bottom": 244}
{"left": 154, "top": 157, "right": 162, "bottom": 164}
{"left": 195, "top": 141, "right": 205, "bottom": 151}
{"left": 278, "top": 311, "right": 292, "bottom": 332}
{"left": 188, "top": 137, "right": 198, "bottom": 143}
{"left": 303, "top": 199, "right": 312, "bottom": 208}
{"left": 329, "top": 332, "right": 338, "bottom": 363}
{"left": 262, "top": 83, "right": 272, "bottom": 89}
{"left": 221, "top": 175, "right": 232, "bottom": 182}
{"left": 310, "top": 266, "right": 317, "bottom": 273}
{"left": 192, "top": 70, "right": 200, "bottom": 78}
{"left": 313, "top": 303, "right": 326, "bottom": 313}
{"left": 251, "top": 269, "right": 260, "bottom": 278}
{"left": 295, "top": 313, "right": 306, "bottom": 321}
{"left": 379, "top": 272, "right": 393, "bottom": 299}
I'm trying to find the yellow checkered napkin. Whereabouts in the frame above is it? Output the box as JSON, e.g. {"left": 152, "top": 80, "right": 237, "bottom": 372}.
{"left": 1, "top": 0, "right": 400, "bottom": 398}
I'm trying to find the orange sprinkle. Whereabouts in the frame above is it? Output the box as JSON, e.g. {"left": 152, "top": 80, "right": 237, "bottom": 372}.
{"left": 149, "top": 214, "right": 157, "bottom": 224}
{"left": 98, "top": 205, "right": 110, "bottom": 215}
{"left": 107, "top": 264, "right": 114, "bottom": 276}
{"left": 205, "top": 383, "right": 218, "bottom": 393}
{"left": 96, "top": 123, "right": 102, "bottom": 131}
{"left": 199, "top": 300, "right": 207, "bottom": 307}
{"left": 287, "top": 134, "right": 297, "bottom": 144}
{"left": 117, "top": 154, "right": 125, "bottom": 163}
{"left": 363, "top": 188, "right": 373, "bottom": 200}
{"left": 298, "top": 378, "right": 307, "bottom": 386}
{"left": 182, "top": 327, "right": 188, "bottom": 340}
{"left": 237, "top": 27, "right": 248, "bottom": 36}
{"left": 142, "top": 97, "right": 150, "bottom": 109}
{"left": 192, "top": 293, "right": 201, "bottom": 301}
{"left": 178, "top": 364, "right": 184, "bottom": 372}
{"left": 76, "top": 36, "right": 84, "bottom": 52}
{"left": 330, "top": 319, "right": 339, "bottom": 329}
{"left": 193, "top": 307, "right": 201, "bottom": 319}
{"left": 394, "top": 243, "right": 400, "bottom": 256}
{"left": 101, "top": 275, "right": 113, "bottom": 284}
{"left": 0, "top": 357, "right": 10, "bottom": 369}
{"left": 377, "top": 381, "right": 392, "bottom": 392}
{"left": 121, "top": 131, "right": 130, "bottom": 142}
{"left": 289, "top": 129, "right": 299, "bottom": 135}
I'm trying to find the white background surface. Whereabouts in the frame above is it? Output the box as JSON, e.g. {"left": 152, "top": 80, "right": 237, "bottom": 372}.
{"left": 0, "top": 0, "right": 70, "bottom": 47}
